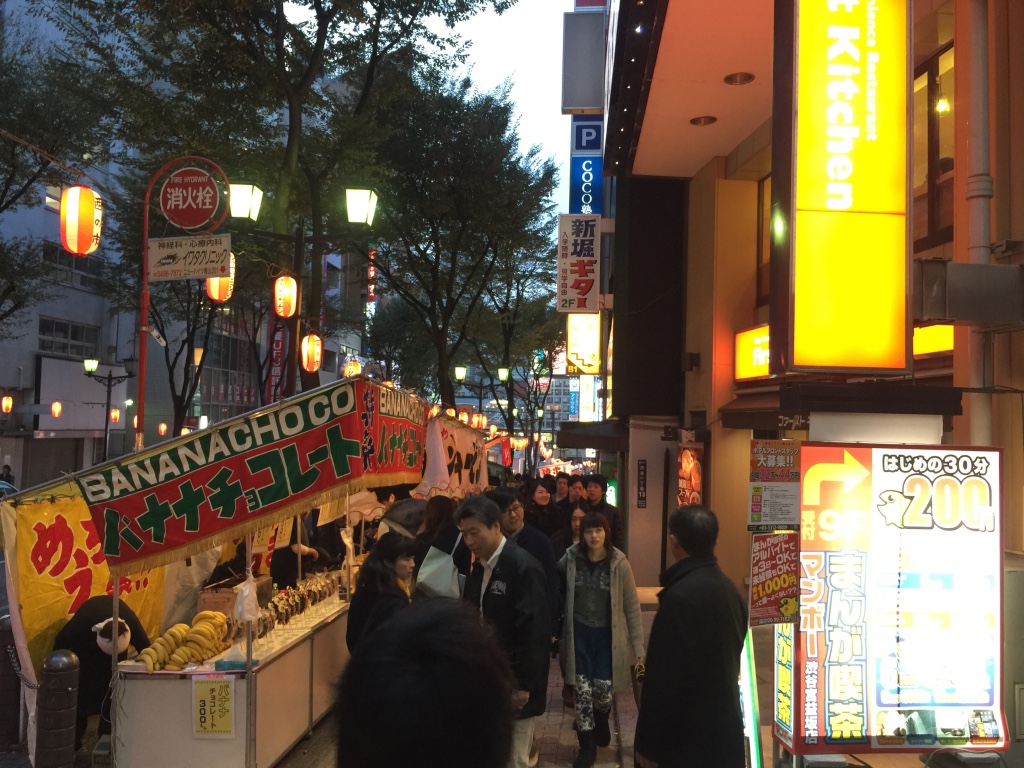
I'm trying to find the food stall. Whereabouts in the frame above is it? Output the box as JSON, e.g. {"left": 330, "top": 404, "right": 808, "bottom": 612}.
{"left": 0, "top": 376, "right": 427, "bottom": 767}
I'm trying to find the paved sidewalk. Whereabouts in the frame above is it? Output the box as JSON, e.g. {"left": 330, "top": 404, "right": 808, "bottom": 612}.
{"left": 534, "top": 657, "right": 636, "bottom": 768}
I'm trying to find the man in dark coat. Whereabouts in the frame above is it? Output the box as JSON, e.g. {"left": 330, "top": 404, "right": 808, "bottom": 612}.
{"left": 53, "top": 595, "right": 151, "bottom": 749}
{"left": 458, "top": 495, "right": 550, "bottom": 768}
{"left": 634, "top": 506, "right": 748, "bottom": 768}
{"left": 583, "top": 475, "right": 625, "bottom": 551}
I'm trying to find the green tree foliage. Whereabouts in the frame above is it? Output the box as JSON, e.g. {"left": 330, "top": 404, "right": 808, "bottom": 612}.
{"left": 0, "top": 239, "right": 59, "bottom": 342}
{"left": 365, "top": 297, "right": 436, "bottom": 396}
{"left": 371, "top": 72, "right": 557, "bottom": 407}
{"left": 0, "top": 11, "right": 113, "bottom": 214}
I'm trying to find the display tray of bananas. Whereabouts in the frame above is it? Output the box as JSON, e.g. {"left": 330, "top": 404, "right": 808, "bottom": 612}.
{"left": 131, "top": 610, "right": 232, "bottom": 673}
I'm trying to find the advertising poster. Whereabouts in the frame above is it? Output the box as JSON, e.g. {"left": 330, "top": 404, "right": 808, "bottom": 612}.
{"left": 778, "top": 443, "right": 1005, "bottom": 754}
{"left": 556, "top": 214, "right": 601, "bottom": 313}
{"left": 677, "top": 445, "right": 704, "bottom": 508}
{"left": 749, "top": 439, "right": 801, "bottom": 531}
{"left": 749, "top": 532, "right": 799, "bottom": 626}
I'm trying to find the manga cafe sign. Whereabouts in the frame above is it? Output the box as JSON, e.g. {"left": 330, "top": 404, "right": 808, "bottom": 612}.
{"left": 75, "top": 379, "right": 425, "bottom": 573}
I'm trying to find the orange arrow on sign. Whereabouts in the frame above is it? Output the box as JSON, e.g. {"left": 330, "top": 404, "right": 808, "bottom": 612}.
{"left": 802, "top": 450, "right": 869, "bottom": 506}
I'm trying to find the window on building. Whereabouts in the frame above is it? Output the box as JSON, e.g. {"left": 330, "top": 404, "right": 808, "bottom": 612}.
{"left": 45, "top": 186, "right": 61, "bottom": 211}
{"left": 42, "top": 241, "right": 106, "bottom": 291}
{"left": 38, "top": 317, "right": 100, "bottom": 359}
{"left": 197, "top": 329, "right": 257, "bottom": 424}
{"left": 913, "top": 42, "right": 954, "bottom": 251}
{"left": 756, "top": 175, "right": 771, "bottom": 306}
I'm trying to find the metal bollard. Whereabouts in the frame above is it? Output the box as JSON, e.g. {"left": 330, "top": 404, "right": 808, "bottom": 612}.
{"left": 35, "top": 650, "right": 79, "bottom": 768}
{"left": 0, "top": 616, "right": 22, "bottom": 747}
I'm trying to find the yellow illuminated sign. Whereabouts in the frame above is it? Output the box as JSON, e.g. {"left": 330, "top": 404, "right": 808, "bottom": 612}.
{"left": 791, "top": 0, "right": 909, "bottom": 372}
{"left": 735, "top": 324, "right": 952, "bottom": 383}
{"left": 912, "top": 324, "right": 954, "bottom": 356}
{"left": 735, "top": 325, "right": 771, "bottom": 381}
{"left": 566, "top": 313, "right": 601, "bottom": 375}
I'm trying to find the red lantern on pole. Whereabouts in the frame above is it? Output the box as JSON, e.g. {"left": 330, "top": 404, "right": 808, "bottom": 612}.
{"left": 206, "top": 252, "right": 236, "bottom": 303}
{"left": 60, "top": 185, "right": 103, "bottom": 256}
{"left": 301, "top": 333, "right": 323, "bottom": 373}
{"left": 274, "top": 276, "right": 297, "bottom": 318}
{"left": 1, "top": 396, "right": 11, "bottom": 414}
{"left": 158, "top": 422, "right": 169, "bottom": 436}
{"left": 51, "top": 401, "right": 62, "bottom": 418}
{"left": 110, "top": 407, "right": 121, "bottom": 424}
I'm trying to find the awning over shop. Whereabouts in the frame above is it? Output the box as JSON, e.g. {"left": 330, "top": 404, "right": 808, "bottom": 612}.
{"left": 719, "top": 392, "right": 809, "bottom": 431}
{"left": 557, "top": 420, "right": 629, "bottom": 452}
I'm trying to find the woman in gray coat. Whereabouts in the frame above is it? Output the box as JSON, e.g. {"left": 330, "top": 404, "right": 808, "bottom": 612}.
{"left": 558, "top": 512, "right": 644, "bottom": 768}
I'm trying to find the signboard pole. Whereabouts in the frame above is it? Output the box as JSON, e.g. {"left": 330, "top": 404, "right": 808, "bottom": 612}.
{"left": 137, "top": 157, "right": 231, "bottom": 450}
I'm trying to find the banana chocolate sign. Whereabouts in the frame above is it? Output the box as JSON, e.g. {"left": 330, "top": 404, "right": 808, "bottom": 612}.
{"left": 775, "top": 443, "right": 1006, "bottom": 754}
{"left": 75, "top": 378, "right": 426, "bottom": 573}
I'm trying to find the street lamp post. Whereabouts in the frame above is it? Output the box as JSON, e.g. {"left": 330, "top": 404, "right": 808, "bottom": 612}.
{"left": 84, "top": 358, "right": 136, "bottom": 462}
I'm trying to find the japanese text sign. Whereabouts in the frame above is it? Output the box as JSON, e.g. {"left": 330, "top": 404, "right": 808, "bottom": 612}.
{"left": 160, "top": 167, "right": 220, "bottom": 230}
{"left": 192, "top": 676, "right": 234, "bottom": 738}
{"left": 749, "top": 439, "right": 801, "bottom": 531}
{"left": 75, "top": 379, "right": 425, "bottom": 573}
{"left": 148, "top": 235, "right": 232, "bottom": 282}
{"left": 749, "top": 532, "right": 799, "bottom": 627}
{"left": 777, "top": 443, "right": 1005, "bottom": 754}
{"left": 412, "top": 417, "right": 485, "bottom": 498}
{"left": 557, "top": 214, "right": 601, "bottom": 313}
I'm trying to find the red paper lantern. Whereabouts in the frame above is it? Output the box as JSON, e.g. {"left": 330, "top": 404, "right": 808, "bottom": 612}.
{"left": 206, "top": 252, "right": 236, "bottom": 303}
{"left": 60, "top": 185, "right": 103, "bottom": 256}
{"left": 51, "top": 401, "right": 62, "bottom": 418}
{"left": 1, "top": 396, "right": 11, "bottom": 414}
{"left": 301, "top": 333, "right": 323, "bottom": 373}
{"left": 110, "top": 408, "right": 121, "bottom": 424}
{"left": 274, "top": 276, "right": 297, "bottom": 318}
{"left": 343, "top": 359, "right": 362, "bottom": 378}
{"left": 158, "top": 422, "right": 169, "bottom": 436}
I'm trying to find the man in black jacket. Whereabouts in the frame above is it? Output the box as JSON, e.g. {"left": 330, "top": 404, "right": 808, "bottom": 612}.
{"left": 634, "top": 506, "right": 748, "bottom": 768}
{"left": 459, "top": 495, "right": 550, "bottom": 768}
{"left": 583, "top": 475, "right": 624, "bottom": 551}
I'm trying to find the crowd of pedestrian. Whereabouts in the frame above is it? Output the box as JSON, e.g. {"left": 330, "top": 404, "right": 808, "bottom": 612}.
{"left": 334, "top": 473, "right": 749, "bottom": 768}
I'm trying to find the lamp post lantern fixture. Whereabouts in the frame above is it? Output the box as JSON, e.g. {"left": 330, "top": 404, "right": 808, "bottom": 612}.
{"left": 84, "top": 357, "right": 136, "bottom": 462}
{"left": 453, "top": 366, "right": 495, "bottom": 414}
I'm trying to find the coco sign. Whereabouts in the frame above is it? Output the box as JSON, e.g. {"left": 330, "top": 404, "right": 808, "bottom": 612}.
{"left": 160, "top": 167, "right": 220, "bottom": 230}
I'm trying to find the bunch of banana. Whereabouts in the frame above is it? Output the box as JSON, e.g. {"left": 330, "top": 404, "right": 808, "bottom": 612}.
{"left": 137, "top": 623, "right": 191, "bottom": 673}
{"left": 135, "top": 611, "right": 230, "bottom": 672}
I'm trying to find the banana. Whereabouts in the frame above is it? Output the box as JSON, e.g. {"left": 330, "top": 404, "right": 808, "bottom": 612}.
{"left": 141, "top": 655, "right": 154, "bottom": 673}
{"left": 191, "top": 610, "right": 223, "bottom": 626}
{"left": 161, "top": 632, "right": 180, "bottom": 651}
{"left": 152, "top": 642, "right": 169, "bottom": 665}
{"left": 164, "top": 663, "right": 182, "bottom": 672}
{"left": 170, "top": 650, "right": 190, "bottom": 667}
{"left": 138, "top": 647, "right": 158, "bottom": 662}
{"left": 167, "top": 626, "right": 187, "bottom": 645}
{"left": 188, "top": 623, "right": 215, "bottom": 640}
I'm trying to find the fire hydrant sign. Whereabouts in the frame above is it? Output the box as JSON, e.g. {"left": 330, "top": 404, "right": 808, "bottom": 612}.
{"left": 748, "top": 439, "right": 801, "bottom": 531}
{"left": 192, "top": 675, "right": 234, "bottom": 738}
{"left": 148, "top": 235, "right": 232, "bottom": 282}
{"left": 749, "top": 532, "right": 798, "bottom": 626}
{"left": 774, "top": 442, "right": 1005, "bottom": 754}
{"left": 161, "top": 166, "right": 220, "bottom": 230}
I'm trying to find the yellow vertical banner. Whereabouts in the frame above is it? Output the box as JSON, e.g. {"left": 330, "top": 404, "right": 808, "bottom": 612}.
{"left": 14, "top": 495, "right": 165, "bottom": 671}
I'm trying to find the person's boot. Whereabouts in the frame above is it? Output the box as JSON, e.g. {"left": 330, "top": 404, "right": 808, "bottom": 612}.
{"left": 562, "top": 683, "right": 576, "bottom": 708}
{"left": 573, "top": 728, "right": 597, "bottom": 768}
{"left": 594, "top": 708, "right": 611, "bottom": 747}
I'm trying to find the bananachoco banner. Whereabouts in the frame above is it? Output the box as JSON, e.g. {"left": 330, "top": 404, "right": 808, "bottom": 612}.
{"left": 0, "top": 378, "right": 425, "bottom": 674}
{"left": 74, "top": 378, "right": 426, "bottom": 574}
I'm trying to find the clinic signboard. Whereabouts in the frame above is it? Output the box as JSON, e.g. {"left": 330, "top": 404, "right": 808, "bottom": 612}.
{"left": 770, "top": 0, "right": 911, "bottom": 374}
{"left": 775, "top": 443, "right": 1006, "bottom": 754}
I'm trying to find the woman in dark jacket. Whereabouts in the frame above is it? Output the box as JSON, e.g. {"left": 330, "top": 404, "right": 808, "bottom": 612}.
{"left": 412, "top": 495, "right": 458, "bottom": 577}
{"left": 346, "top": 532, "right": 416, "bottom": 651}
{"left": 525, "top": 476, "right": 564, "bottom": 538}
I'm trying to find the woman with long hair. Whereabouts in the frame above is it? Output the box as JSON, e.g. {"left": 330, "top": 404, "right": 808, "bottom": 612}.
{"left": 558, "top": 512, "right": 644, "bottom": 767}
{"left": 346, "top": 532, "right": 416, "bottom": 652}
